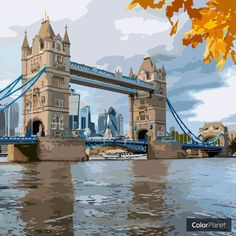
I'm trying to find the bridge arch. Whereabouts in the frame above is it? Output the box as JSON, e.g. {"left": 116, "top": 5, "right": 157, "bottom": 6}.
{"left": 26, "top": 118, "right": 45, "bottom": 136}
{"left": 137, "top": 129, "right": 149, "bottom": 141}
{"left": 204, "top": 136, "right": 220, "bottom": 146}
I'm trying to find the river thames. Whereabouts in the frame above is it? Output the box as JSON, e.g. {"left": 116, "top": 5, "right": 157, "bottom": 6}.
{"left": 0, "top": 158, "right": 235, "bottom": 236}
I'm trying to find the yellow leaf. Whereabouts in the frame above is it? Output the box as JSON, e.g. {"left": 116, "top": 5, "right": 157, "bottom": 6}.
{"left": 217, "top": 57, "right": 226, "bottom": 72}
{"left": 126, "top": 2, "right": 139, "bottom": 11}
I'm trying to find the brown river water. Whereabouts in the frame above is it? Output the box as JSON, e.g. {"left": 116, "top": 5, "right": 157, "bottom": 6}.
{"left": 0, "top": 158, "right": 235, "bottom": 235}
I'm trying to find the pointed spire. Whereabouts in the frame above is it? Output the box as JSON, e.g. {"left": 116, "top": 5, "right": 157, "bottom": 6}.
{"left": 63, "top": 25, "right": 70, "bottom": 45}
{"left": 22, "top": 30, "right": 29, "bottom": 49}
{"left": 143, "top": 53, "right": 150, "bottom": 60}
{"left": 129, "top": 67, "right": 134, "bottom": 77}
{"left": 38, "top": 14, "right": 55, "bottom": 40}
{"left": 162, "top": 65, "right": 166, "bottom": 75}
{"left": 153, "top": 63, "right": 158, "bottom": 72}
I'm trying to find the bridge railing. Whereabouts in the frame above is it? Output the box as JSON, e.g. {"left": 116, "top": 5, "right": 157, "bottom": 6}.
{"left": 86, "top": 139, "right": 148, "bottom": 145}
{"left": 70, "top": 75, "right": 137, "bottom": 94}
{"left": 0, "top": 136, "right": 38, "bottom": 144}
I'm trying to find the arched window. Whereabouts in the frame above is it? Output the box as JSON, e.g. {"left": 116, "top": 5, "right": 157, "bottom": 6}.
{"left": 59, "top": 115, "right": 64, "bottom": 130}
{"left": 51, "top": 115, "right": 57, "bottom": 129}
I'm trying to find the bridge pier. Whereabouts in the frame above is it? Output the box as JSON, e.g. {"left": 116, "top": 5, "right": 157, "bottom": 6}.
{"left": 7, "top": 137, "right": 88, "bottom": 162}
{"left": 8, "top": 144, "right": 38, "bottom": 162}
{"left": 148, "top": 141, "right": 186, "bottom": 159}
{"left": 38, "top": 137, "right": 87, "bottom": 161}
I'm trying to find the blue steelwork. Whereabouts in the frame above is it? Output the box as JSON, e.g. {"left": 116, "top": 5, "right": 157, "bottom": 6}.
{"left": 70, "top": 61, "right": 155, "bottom": 92}
{"left": 0, "top": 67, "right": 46, "bottom": 112}
{"left": 70, "top": 76, "right": 137, "bottom": 95}
{"left": 167, "top": 98, "right": 204, "bottom": 144}
{"left": 0, "top": 74, "right": 22, "bottom": 98}
{"left": 85, "top": 139, "right": 148, "bottom": 153}
{"left": 0, "top": 136, "right": 38, "bottom": 144}
{"left": 205, "top": 131, "right": 224, "bottom": 145}
{"left": 182, "top": 143, "right": 223, "bottom": 151}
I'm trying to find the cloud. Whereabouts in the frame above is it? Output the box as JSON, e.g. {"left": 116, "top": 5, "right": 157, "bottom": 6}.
{"left": 115, "top": 17, "right": 170, "bottom": 40}
{"left": 189, "top": 66, "right": 236, "bottom": 123}
{"left": 0, "top": 0, "right": 93, "bottom": 37}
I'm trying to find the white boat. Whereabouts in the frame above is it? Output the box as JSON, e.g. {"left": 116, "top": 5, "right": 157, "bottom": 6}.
{"left": 103, "top": 153, "right": 120, "bottom": 160}
{"left": 103, "top": 152, "right": 147, "bottom": 160}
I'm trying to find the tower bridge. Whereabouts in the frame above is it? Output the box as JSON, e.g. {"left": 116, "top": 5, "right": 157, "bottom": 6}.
{"left": 0, "top": 16, "right": 228, "bottom": 161}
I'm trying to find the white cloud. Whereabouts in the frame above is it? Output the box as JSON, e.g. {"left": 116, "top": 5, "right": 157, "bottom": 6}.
{"left": 115, "top": 17, "right": 170, "bottom": 40}
{"left": 0, "top": 0, "right": 93, "bottom": 37}
{"left": 189, "top": 66, "right": 236, "bottom": 122}
{"left": 0, "top": 79, "right": 11, "bottom": 90}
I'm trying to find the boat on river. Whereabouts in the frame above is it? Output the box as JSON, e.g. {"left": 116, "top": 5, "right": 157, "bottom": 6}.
{"left": 103, "top": 152, "right": 147, "bottom": 160}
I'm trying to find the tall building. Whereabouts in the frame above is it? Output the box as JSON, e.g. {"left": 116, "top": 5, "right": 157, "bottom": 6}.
{"left": 117, "top": 113, "right": 124, "bottom": 136}
{"left": 97, "top": 107, "right": 124, "bottom": 137}
{"left": 107, "top": 107, "right": 118, "bottom": 137}
{"left": 0, "top": 109, "right": 5, "bottom": 136}
{"left": 0, "top": 99, "right": 19, "bottom": 136}
{"left": 97, "top": 112, "right": 107, "bottom": 136}
{"left": 79, "top": 101, "right": 95, "bottom": 135}
{"left": 69, "top": 88, "right": 80, "bottom": 130}
{"left": 9, "top": 103, "right": 19, "bottom": 136}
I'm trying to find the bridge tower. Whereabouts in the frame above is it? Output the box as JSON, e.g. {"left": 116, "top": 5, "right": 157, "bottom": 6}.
{"left": 129, "top": 56, "right": 166, "bottom": 142}
{"left": 21, "top": 16, "right": 71, "bottom": 137}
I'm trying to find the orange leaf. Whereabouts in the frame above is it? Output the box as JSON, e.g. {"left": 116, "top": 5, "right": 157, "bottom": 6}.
{"left": 231, "top": 51, "right": 236, "bottom": 64}
{"left": 170, "top": 20, "right": 178, "bottom": 36}
{"left": 126, "top": 0, "right": 166, "bottom": 10}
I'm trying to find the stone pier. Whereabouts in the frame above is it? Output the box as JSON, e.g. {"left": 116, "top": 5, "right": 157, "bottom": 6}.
{"left": 148, "top": 141, "right": 186, "bottom": 159}
{"left": 7, "top": 137, "right": 87, "bottom": 162}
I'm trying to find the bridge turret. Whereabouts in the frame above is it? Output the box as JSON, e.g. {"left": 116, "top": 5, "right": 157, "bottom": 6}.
{"left": 63, "top": 25, "right": 70, "bottom": 56}
{"left": 21, "top": 15, "right": 71, "bottom": 137}
{"left": 21, "top": 31, "right": 30, "bottom": 75}
{"left": 128, "top": 55, "right": 166, "bottom": 142}
{"left": 129, "top": 67, "right": 135, "bottom": 78}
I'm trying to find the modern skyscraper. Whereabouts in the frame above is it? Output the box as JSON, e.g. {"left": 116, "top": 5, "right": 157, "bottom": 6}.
{"left": 97, "top": 108, "right": 124, "bottom": 137}
{"left": 9, "top": 103, "right": 19, "bottom": 136}
{"left": 117, "top": 113, "right": 124, "bottom": 136}
{"left": 0, "top": 109, "right": 5, "bottom": 136}
{"left": 98, "top": 112, "right": 107, "bottom": 136}
{"left": 0, "top": 99, "right": 19, "bottom": 136}
{"left": 69, "top": 88, "right": 80, "bottom": 130}
{"left": 79, "top": 101, "right": 95, "bottom": 135}
{"left": 107, "top": 107, "right": 118, "bottom": 137}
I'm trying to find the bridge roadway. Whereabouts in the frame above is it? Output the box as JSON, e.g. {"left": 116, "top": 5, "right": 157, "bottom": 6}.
{"left": 0, "top": 136, "right": 223, "bottom": 153}
{"left": 70, "top": 61, "right": 155, "bottom": 94}
{"left": 85, "top": 139, "right": 148, "bottom": 153}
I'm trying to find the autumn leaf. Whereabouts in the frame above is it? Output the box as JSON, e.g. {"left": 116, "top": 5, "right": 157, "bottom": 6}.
{"left": 170, "top": 20, "right": 178, "bottom": 36}
{"left": 127, "top": 0, "right": 236, "bottom": 71}
{"left": 126, "top": 0, "right": 166, "bottom": 10}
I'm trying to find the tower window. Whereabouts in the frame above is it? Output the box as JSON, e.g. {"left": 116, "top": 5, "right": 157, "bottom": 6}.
{"left": 56, "top": 43, "right": 61, "bottom": 50}
{"left": 55, "top": 99, "right": 64, "bottom": 108}
{"left": 140, "top": 115, "right": 145, "bottom": 121}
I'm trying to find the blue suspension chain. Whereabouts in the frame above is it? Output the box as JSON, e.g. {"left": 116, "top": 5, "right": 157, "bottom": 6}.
{"left": 0, "top": 67, "right": 46, "bottom": 113}
{"left": 0, "top": 75, "right": 23, "bottom": 97}
{"left": 0, "top": 68, "right": 45, "bottom": 102}
{"left": 166, "top": 98, "right": 204, "bottom": 144}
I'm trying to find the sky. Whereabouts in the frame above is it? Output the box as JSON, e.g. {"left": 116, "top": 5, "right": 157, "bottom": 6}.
{"left": 0, "top": 0, "right": 235, "bottom": 134}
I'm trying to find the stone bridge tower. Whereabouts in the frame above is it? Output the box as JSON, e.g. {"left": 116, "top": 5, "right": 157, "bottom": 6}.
{"left": 21, "top": 16, "right": 71, "bottom": 137}
{"left": 129, "top": 56, "right": 166, "bottom": 142}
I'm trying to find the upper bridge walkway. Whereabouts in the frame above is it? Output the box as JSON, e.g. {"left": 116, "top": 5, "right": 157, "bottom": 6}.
{"left": 70, "top": 61, "right": 155, "bottom": 95}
